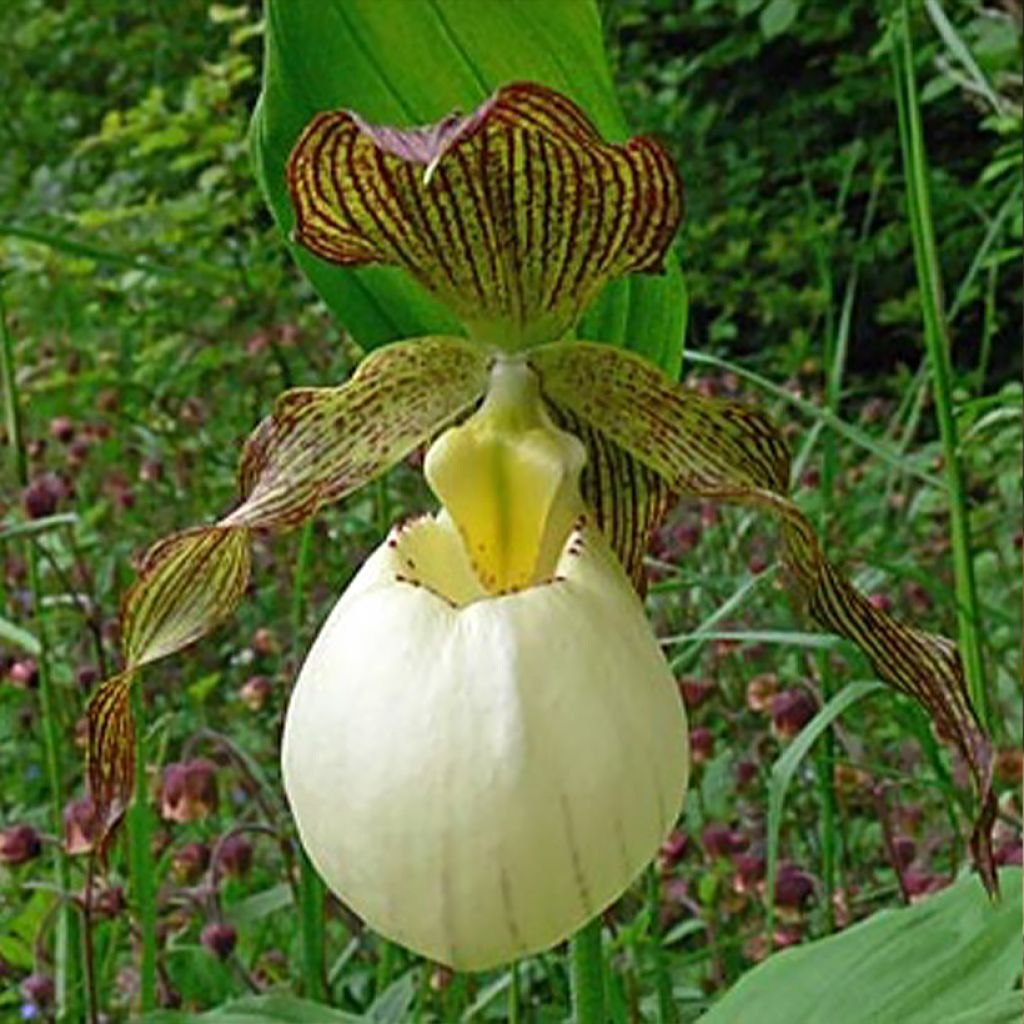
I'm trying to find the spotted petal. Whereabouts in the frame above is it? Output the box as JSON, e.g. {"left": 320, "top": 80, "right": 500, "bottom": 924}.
{"left": 287, "top": 82, "right": 682, "bottom": 351}
{"left": 87, "top": 336, "right": 489, "bottom": 837}
{"left": 532, "top": 340, "right": 997, "bottom": 893}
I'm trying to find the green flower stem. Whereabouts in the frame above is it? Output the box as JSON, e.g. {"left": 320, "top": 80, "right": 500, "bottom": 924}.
{"left": 1, "top": 286, "right": 81, "bottom": 1020}
{"left": 570, "top": 916, "right": 605, "bottom": 1024}
{"left": 128, "top": 679, "right": 158, "bottom": 1013}
{"left": 292, "top": 520, "right": 327, "bottom": 1001}
{"left": 508, "top": 961, "right": 521, "bottom": 1024}
{"left": 646, "top": 867, "right": 677, "bottom": 1023}
{"left": 891, "top": 1, "right": 989, "bottom": 729}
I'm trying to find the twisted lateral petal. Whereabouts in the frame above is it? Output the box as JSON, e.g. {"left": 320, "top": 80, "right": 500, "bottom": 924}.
{"left": 532, "top": 340, "right": 997, "bottom": 893}
{"left": 287, "top": 82, "right": 682, "bottom": 350}
{"left": 87, "top": 337, "right": 489, "bottom": 840}
{"left": 282, "top": 517, "right": 688, "bottom": 970}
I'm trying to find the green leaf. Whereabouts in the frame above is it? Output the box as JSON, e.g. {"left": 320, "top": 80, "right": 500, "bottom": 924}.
{"left": 366, "top": 969, "right": 418, "bottom": 1022}
{"left": 0, "top": 613, "right": 41, "bottom": 656}
{"left": 759, "top": 0, "right": 799, "bottom": 40}
{"left": 252, "top": 0, "right": 686, "bottom": 374}
{"left": 701, "top": 868, "right": 1023, "bottom": 1024}
{"left": 225, "top": 882, "right": 293, "bottom": 926}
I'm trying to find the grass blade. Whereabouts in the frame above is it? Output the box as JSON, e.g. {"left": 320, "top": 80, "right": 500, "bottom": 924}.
{"left": 890, "top": 2, "right": 990, "bottom": 728}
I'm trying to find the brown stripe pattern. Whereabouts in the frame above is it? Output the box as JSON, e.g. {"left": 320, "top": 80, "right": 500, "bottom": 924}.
{"left": 87, "top": 336, "right": 489, "bottom": 842}
{"left": 287, "top": 82, "right": 683, "bottom": 349}
{"left": 533, "top": 340, "right": 997, "bottom": 894}
{"left": 549, "top": 403, "right": 673, "bottom": 595}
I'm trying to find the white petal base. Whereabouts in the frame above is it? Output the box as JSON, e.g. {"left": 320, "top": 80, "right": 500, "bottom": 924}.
{"left": 281, "top": 516, "right": 688, "bottom": 970}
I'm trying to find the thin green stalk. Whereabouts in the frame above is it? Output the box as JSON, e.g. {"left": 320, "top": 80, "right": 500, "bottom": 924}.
{"left": 646, "top": 868, "right": 677, "bottom": 1023}
{"left": 292, "top": 520, "right": 327, "bottom": 1001}
{"left": 890, "top": 2, "right": 989, "bottom": 728}
{"left": 569, "top": 916, "right": 605, "bottom": 1024}
{"left": 128, "top": 680, "right": 158, "bottom": 1013}
{"left": 374, "top": 937, "right": 395, "bottom": 996}
{"left": 508, "top": 961, "right": 521, "bottom": 1024}
{"left": 1, "top": 286, "right": 81, "bottom": 1020}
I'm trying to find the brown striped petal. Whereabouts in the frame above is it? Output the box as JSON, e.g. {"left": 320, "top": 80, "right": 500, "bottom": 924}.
{"left": 87, "top": 336, "right": 489, "bottom": 839}
{"left": 549, "top": 404, "right": 674, "bottom": 595}
{"left": 533, "top": 340, "right": 997, "bottom": 894}
{"left": 287, "top": 82, "right": 682, "bottom": 350}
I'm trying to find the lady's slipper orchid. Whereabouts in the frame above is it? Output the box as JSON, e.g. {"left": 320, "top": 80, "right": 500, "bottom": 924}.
{"left": 88, "top": 83, "right": 997, "bottom": 970}
{"left": 283, "top": 359, "right": 688, "bottom": 966}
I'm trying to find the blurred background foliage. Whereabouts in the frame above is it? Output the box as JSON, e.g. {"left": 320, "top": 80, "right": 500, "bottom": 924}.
{"left": 0, "top": 0, "right": 1020, "bottom": 1019}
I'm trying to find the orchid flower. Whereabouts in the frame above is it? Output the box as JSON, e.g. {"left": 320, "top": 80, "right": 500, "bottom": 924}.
{"left": 88, "top": 82, "right": 996, "bottom": 971}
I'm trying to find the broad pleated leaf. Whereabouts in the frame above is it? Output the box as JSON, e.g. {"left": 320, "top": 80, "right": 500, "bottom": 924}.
{"left": 87, "top": 336, "right": 488, "bottom": 836}
{"left": 533, "top": 340, "right": 996, "bottom": 891}
{"left": 252, "top": 0, "right": 687, "bottom": 374}
{"left": 701, "top": 868, "right": 1021, "bottom": 1024}
{"left": 287, "top": 82, "right": 682, "bottom": 351}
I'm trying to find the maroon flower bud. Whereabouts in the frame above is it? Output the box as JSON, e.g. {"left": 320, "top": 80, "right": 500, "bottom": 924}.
{"left": 746, "top": 672, "right": 778, "bottom": 712}
{"left": 903, "top": 869, "right": 945, "bottom": 900}
{"left": 21, "top": 476, "right": 61, "bottom": 519}
{"left": 658, "top": 829, "right": 688, "bottom": 871}
{"left": 771, "top": 689, "right": 817, "bottom": 740}
{"left": 63, "top": 796, "right": 101, "bottom": 856}
{"left": 690, "top": 727, "right": 714, "bottom": 765}
{"left": 218, "top": 833, "right": 253, "bottom": 879}
{"left": 160, "top": 758, "right": 219, "bottom": 823}
{"left": 800, "top": 467, "right": 820, "bottom": 490}
{"left": 867, "top": 592, "right": 892, "bottom": 613}
{"left": 201, "top": 922, "right": 237, "bottom": 960}
{"left": 67, "top": 438, "right": 91, "bottom": 468}
{"left": 774, "top": 864, "right": 814, "bottom": 908}
{"left": 891, "top": 834, "right": 916, "bottom": 870}
{"left": 48, "top": 416, "right": 75, "bottom": 444}
{"left": 238, "top": 674, "right": 272, "bottom": 711}
{"left": 21, "top": 972, "right": 55, "bottom": 1007}
{"left": 747, "top": 553, "right": 769, "bottom": 574}
{"left": 679, "top": 677, "right": 714, "bottom": 710}
{"left": 670, "top": 522, "right": 702, "bottom": 556}
{"left": 8, "top": 659, "right": 39, "bottom": 689}
{"left": 91, "top": 884, "right": 126, "bottom": 919}
{"left": 733, "top": 852, "right": 765, "bottom": 893}
{"left": 734, "top": 759, "right": 758, "bottom": 790}
{"left": 702, "top": 823, "right": 747, "bottom": 859}
{"left": 76, "top": 665, "right": 99, "bottom": 691}
{"left": 903, "top": 581, "right": 931, "bottom": 614}
{"left": 0, "top": 824, "right": 42, "bottom": 865}
{"left": 171, "top": 841, "right": 211, "bottom": 884}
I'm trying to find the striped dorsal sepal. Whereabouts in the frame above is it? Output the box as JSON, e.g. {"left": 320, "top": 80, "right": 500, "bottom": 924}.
{"left": 532, "top": 340, "right": 997, "bottom": 894}
{"left": 87, "top": 336, "right": 489, "bottom": 839}
{"left": 287, "top": 82, "right": 683, "bottom": 351}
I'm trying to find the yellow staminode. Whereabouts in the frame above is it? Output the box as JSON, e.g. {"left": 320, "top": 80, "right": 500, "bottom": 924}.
{"left": 425, "top": 359, "right": 585, "bottom": 595}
